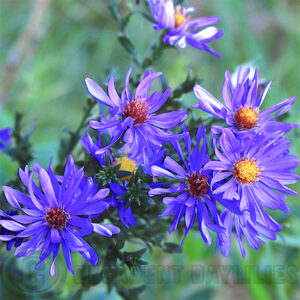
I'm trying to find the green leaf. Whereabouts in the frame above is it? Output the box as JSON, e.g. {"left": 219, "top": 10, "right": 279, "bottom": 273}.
{"left": 118, "top": 33, "right": 136, "bottom": 56}
{"left": 163, "top": 242, "right": 182, "bottom": 253}
{"left": 108, "top": 0, "right": 121, "bottom": 23}
{"left": 273, "top": 234, "right": 300, "bottom": 248}
{"left": 4, "top": 111, "right": 35, "bottom": 168}
{"left": 172, "top": 68, "right": 203, "bottom": 100}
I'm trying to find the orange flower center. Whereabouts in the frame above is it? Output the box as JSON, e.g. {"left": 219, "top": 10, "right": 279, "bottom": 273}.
{"left": 234, "top": 158, "right": 261, "bottom": 184}
{"left": 174, "top": 6, "right": 188, "bottom": 28}
{"left": 234, "top": 107, "right": 259, "bottom": 130}
{"left": 175, "top": 13, "right": 186, "bottom": 28}
{"left": 123, "top": 100, "right": 148, "bottom": 125}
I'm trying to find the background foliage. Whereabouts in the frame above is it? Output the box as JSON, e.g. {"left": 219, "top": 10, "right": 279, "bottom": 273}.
{"left": 0, "top": 0, "right": 299, "bottom": 299}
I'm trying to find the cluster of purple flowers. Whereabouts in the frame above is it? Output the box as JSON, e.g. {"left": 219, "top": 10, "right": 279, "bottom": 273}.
{"left": 191, "top": 68, "right": 299, "bottom": 256}
{"left": 149, "top": 66, "right": 298, "bottom": 258}
{"left": 0, "top": 0, "right": 298, "bottom": 278}
{"left": 83, "top": 65, "right": 298, "bottom": 259}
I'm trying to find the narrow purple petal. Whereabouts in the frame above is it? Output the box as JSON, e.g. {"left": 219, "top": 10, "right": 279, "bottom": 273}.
{"left": 148, "top": 111, "right": 187, "bottom": 128}
{"left": 93, "top": 223, "right": 120, "bottom": 237}
{"left": 149, "top": 183, "right": 186, "bottom": 196}
{"left": 62, "top": 240, "right": 75, "bottom": 275}
{"left": 203, "top": 161, "right": 231, "bottom": 171}
{"left": 151, "top": 165, "right": 184, "bottom": 180}
{"left": 0, "top": 220, "right": 26, "bottom": 231}
{"left": 164, "top": 156, "right": 187, "bottom": 177}
{"left": 147, "top": 87, "right": 172, "bottom": 114}
{"left": 192, "top": 84, "right": 226, "bottom": 119}
{"left": 135, "top": 72, "right": 162, "bottom": 99}
{"left": 85, "top": 78, "right": 115, "bottom": 108}
{"left": 39, "top": 168, "right": 58, "bottom": 207}
{"left": 108, "top": 76, "right": 121, "bottom": 106}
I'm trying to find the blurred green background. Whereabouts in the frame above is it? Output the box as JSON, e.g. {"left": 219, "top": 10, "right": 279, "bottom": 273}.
{"left": 0, "top": 0, "right": 299, "bottom": 299}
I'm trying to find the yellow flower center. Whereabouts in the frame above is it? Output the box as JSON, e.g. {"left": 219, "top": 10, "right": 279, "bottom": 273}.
{"left": 234, "top": 107, "right": 259, "bottom": 130}
{"left": 115, "top": 155, "right": 137, "bottom": 182}
{"left": 233, "top": 158, "right": 261, "bottom": 184}
{"left": 175, "top": 13, "right": 186, "bottom": 28}
{"left": 174, "top": 6, "right": 188, "bottom": 28}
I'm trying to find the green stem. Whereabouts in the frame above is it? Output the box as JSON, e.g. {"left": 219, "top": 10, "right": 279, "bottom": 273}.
{"left": 140, "top": 32, "right": 170, "bottom": 70}
{"left": 58, "top": 99, "right": 97, "bottom": 166}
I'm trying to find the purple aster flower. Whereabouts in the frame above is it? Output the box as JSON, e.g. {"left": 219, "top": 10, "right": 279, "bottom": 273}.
{"left": 147, "top": 0, "right": 223, "bottom": 57}
{"left": 82, "top": 132, "right": 135, "bottom": 227}
{"left": 192, "top": 67, "right": 297, "bottom": 135}
{"left": 85, "top": 67, "right": 187, "bottom": 162}
{"left": 81, "top": 132, "right": 112, "bottom": 166}
{"left": 108, "top": 181, "right": 137, "bottom": 228}
{"left": 0, "top": 210, "right": 23, "bottom": 250}
{"left": 0, "top": 156, "right": 120, "bottom": 276}
{"left": 105, "top": 152, "right": 146, "bottom": 228}
{"left": 82, "top": 132, "right": 163, "bottom": 227}
{"left": 204, "top": 129, "right": 299, "bottom": 219}
{"left": 107, "top": 151, "right": 140, "bottom": 228}
{"left": 0, "top": 126, "right": 11, "bottom": 150}
{"left": 149, "top": 125, "right": 240, "bottom": 245}
{"left": 81, "top": 128, "right": 166, "bottom": 176}
{"left": 216, "top": 205, "right": 282, "bottom": 258}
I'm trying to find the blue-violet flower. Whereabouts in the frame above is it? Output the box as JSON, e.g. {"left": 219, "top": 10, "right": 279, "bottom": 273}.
{"left": 0, "top": 156, "right": 120, "bottom": 276}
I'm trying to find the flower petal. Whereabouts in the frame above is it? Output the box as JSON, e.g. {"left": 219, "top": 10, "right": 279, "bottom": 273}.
{"left": 85, "top": 78, "right": 115, "bottom": 108}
